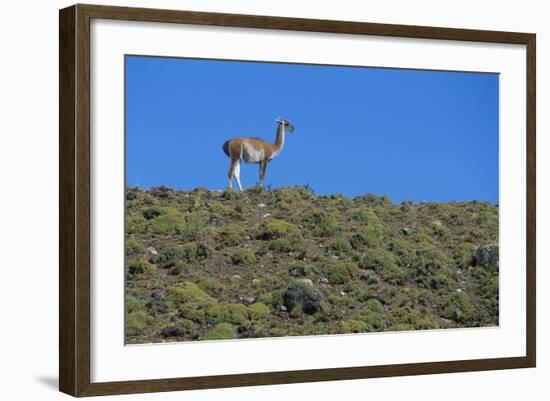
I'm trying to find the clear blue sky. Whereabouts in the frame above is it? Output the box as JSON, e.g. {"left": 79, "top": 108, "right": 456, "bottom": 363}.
{"left": 126, "top": 55, "right": 499, "bottom": 203}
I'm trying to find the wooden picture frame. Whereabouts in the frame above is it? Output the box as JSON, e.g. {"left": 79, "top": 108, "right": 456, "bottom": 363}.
{"left": 59, "top": 3, "right": 536, "bottom": 397}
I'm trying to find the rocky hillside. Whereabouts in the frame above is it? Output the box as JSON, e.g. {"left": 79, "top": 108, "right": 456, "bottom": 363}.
{"left": 125, "top": 185, "right": 499, "bottom": 344}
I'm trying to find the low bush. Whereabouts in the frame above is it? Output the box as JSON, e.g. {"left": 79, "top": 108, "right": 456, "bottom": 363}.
{"left": 323, "top": 261, "right": 360, "bottom": 284}
{"left": 219, "top": 224, "right": 245, "bottom": 247}
{"left": 337, "top": 319, "right": 367, "bottom": 334}
{"left": 230, "top": 248, "right": 256, "bottom": 265}
{"left": 207, "top": 303, "right": 249, "bottom": 325}
{"left": 248, "top": 303, "right": 271, "bottom": 321}
{"left": 126, "top": 258, "right": 155, "bottom": 276}
{"left": 202, "top": 323, "right": 238, "bottom": 340}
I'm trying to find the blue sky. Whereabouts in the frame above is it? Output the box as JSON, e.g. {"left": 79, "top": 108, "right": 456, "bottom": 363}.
{"left": 125, "top": 55, "right": 499, "bottom": 203}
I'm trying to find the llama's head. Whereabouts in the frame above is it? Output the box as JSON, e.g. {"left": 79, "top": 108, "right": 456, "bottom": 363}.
{"left": 276, "top": 117, "right": 295, "bottom": 133}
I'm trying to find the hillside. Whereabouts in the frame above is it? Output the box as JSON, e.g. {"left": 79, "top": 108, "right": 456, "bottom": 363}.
{"left": 125, "top": 185, "right": 499, "bottom": 344}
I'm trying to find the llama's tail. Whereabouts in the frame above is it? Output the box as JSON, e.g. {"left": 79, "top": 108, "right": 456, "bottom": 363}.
{"left": 222, "top": 140, "right": 231, "bottom": 157}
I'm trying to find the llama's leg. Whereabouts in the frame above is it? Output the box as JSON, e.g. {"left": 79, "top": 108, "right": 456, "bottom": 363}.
{"left": 227, "top": 160, "right": 235, "bottom": 189}
{"left": 234, "top": 161, "right": 243, "bottom": 191}
{"left": 259, "top": 161, "right": 267, "bottom": 188}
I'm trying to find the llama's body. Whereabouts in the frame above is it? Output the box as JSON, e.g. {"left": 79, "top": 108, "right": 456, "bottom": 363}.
{"left": 222, "top": 118, "right": 294, "bottom": 190}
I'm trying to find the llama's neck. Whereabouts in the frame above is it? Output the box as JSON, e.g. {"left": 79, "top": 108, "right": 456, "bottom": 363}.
{"left": 273, "top": 125, "right": 285, "bottom": 154}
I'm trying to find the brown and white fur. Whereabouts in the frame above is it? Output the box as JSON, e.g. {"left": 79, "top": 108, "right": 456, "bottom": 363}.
{"left": 222, "top": 118, "right": 295, "bottom": 190}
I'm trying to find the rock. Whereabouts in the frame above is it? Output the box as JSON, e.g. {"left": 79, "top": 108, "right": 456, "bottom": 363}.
{"left": 230, "top": 274, "right": 241, "bottom": 282}
{"left": 289, "top": 266, "right": 306, "bottom": 277}
{"left": 319, "top": 277, "right": 329, "bottom": 284}
{"left": 274, "top": 304, "right": 288, "bottom": 317}
{"left": 472, "top": 245, "right": 499, "bottom": 271}
{"left": 149, "top": 289, "right": 164, "bottom": 300}
{"left": 402, "top": 227, "right": 414, "bottom": 235}
{"left": 147, "top": 246, "right": 158, "bottom": 256}
{"left": 150, "top": 185, "right": 173, "bottom": 199}
{"left": 238, "top": 325, "right": 255, "bottom": 338}
{"left": 252, "top": 278, "right": 261, "bottom": 285}
{"left": 240, "top": 296, "right": 256, "bottom": 305}
{"left": 265, "top": 252, "right": 273, "bottom": 258}
{"left": 366, "top": 292, "right": 389, "bottom": 305}
{"left": 257, "top": 203, "right": 267, "bottom": 208}
{"left": 297, "top": 278, "right": 314, "bottom": 286}
{"left": 331, "top": 255, "right": 339, "bottom": 260}
{"left": 433, "top": 220, "right": 443, "bottom": 226}
{"left": 283, "top": 280, "right": 324, "bottom": 314}
{"left": 207, "top": 218, "right": 224, "bottom": 227}
{"left": 359, "top": 271, "right": 377, "bottom": 284}
{"left": 262, "top": 213, "right": 271, "bottom": 218}
{"left": 143, "top": 208, "right": 161, "bottom": 220}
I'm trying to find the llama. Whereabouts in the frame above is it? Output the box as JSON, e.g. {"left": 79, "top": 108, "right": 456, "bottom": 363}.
{"left": 222, "top": 118, "right": 295, "bottom": 190}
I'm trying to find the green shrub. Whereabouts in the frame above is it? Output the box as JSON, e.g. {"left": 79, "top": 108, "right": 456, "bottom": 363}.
{"left": 389, "top": 239, "right": 416, "bottom": 267}
{"left": 253, "top": 274, "right": 281, "bottom": 292}
{"left": 360, "top": 311, "right": 387, "bottom": 331}
{"left": 257, "top": 290, "right": 284, "bottom": 307}
{"left": 452, "top": 243, "right": 476, "bottom": 268}
{"left": 393, "top": 305, "right": 423, "bottom": 326}
{"left": 150, "top": 245, "right": 182, "bottom": 269}
{"left": 302, "top": 209, "right": 339, "bottom": 237}
{"left": 355, "top": 193, "right": 393, "bottom": 206}
{"left": 327, "top": 237, "right": 352, "bottom": 255}
{"left": 126, "top": 212, "right": 147, "bottom": 234}
{"left": 222, "top": 188, "right": 239, "bottom": 200}
{"left": 209, "top": 202, "right": 231, "bottom": 215}
{"left": 258, "top": 218, "right": 302, "bottom": 240}
{"left": 147, "top": 207, "right": 186, "bottom": 235}
{"left": 287, "top": 260, "right": 313, "bottom": 277}
{"left": 125, "top": 296, "right": 148, "bottom": 336}
{"left": 219, "top": 224, "right": 245, "bottom": 247}
{"left": 358, "top": 249, "right": 405, "bottom": 284}
{"left": 166, "top": 282, "right": 213, "bottom": 306}
{"left": 248, "top": 303, "right": 271, "bottom": 321}
{"left": 126, "top": 295, "right": 144, "bottom": 314}
{"left": 415, "top": 318, "right": 440, "bottom": 330}
{"left": 126, "top": 258, "right": 155, "bottom": 276}
{"left": 126, "top": 310, "right": 148, "bottom": 336}
{"left": 343, "top": 282, "right": 367, "bottom": 300}
{"left": 268, "top": 237, "right": 303, "bottom": 253}
{"left": 202, "top": 323, "right": 238, "bottom": 340}
{"left": 197, "top": 277, "right": 225, "bottom": 297}
{"left": 387, "top": 323, "right": 415, "bottom": 332}
{"left": 181, "top": 212, "right": 208, "bottom": 242}
{"left": 230, "top": 248, "right": 257, "bottom": 265}
{"left": 165, "top": 282, "right": 217, "bottom": 322}
{"left": 480, "top": 275, "right": 499, "bottom": 304}
{"left": 125, "top": 238, "right": 144, "bottom": 257}
{"left": 181, "top": 241, "right": 210, "bottom": 262}
{"left": 207, "top": 303, "right": 249, "bottom": 324}
{"left": 430, "top": 270, "right": 450, "bottom": 289}
{"left": 275, "top": 186, "right": 313, "bottom": 204}
{"left": 159, "top": 319, "right": 197, "bottom": 339}
{"left": 338, "top": 319, "right": 367, "bottom": 333}
{"left": 440, "top": 292, "right": 476, "bottom": 324}
{"left": 324, "top": 261, "right": 360, "bottom": 284}
{"left": 364, "top": 298, "right": 385, "bottom": 314}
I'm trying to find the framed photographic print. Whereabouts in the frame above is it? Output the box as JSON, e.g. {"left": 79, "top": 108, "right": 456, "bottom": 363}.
{"left": 59, "top": 4, "right": 536, "bottom": 397}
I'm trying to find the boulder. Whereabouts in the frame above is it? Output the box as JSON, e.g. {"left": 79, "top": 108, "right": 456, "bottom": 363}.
{"left": 472, "top": 245, "right": 499, "bottom": 271}
{"left": 283, "top": 279, "right": 324, "bottom": 314}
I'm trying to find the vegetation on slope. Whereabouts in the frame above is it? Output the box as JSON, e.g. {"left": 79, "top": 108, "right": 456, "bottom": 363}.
{"left": 125, "top": 185, "right": 499, "bottom": 344}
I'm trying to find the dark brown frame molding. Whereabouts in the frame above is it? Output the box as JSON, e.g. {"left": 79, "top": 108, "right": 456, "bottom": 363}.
{"left": 59, "top": 3, "right": 536, "bottom": 397}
